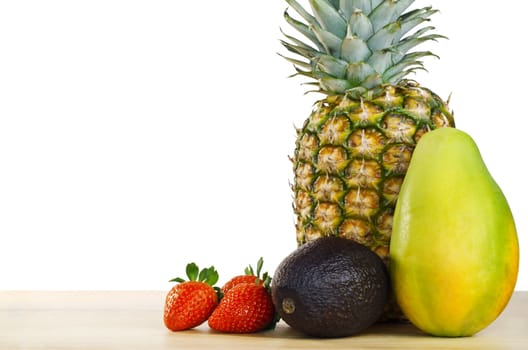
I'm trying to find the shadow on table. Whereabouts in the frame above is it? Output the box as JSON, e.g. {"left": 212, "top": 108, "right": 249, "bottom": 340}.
{"left": 194, "top": 320, "right": 426, "bottom": 340}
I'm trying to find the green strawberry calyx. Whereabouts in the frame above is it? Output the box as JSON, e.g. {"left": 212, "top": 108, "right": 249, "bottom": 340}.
{"left": 169, "top": 263, "right": 222, "bottom": 300}
{"left": 244, "top": 257, "right": 272, "bottom": 289}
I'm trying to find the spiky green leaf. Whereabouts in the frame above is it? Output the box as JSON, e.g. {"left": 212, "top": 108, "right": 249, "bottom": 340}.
{"left": 361, "top": 72, "right": 384, "bottom": 89}
{"left": 385, "top": 66, "right": 426, "bottom": 84}
{"left": 347, "top": 9, "right": 373, "bottom": 40}
{"left": 383, "top": 58, "right": 424, "bottom": 80}
{"left": 281, "top": 28, "right": 319, "bottom": 52}
{"left": 279, "top": 52, "right": 312, "bottom": 71}
{"left": 367, "top": 21, "right": 402, "bottom": 51}
{"left": 392, "top": 32, "right": 446, "bottom": 61}
{"left": 382, "top": 50, "right": 437, "bottom": 80}
{"left": 319, "top": 76, "right": 353, "bottom": 93}
{"left": 328, "top": 0, "right": 340, "bottom": 9}
{"left": 340, "top": 0, "right": 373, "bottom": 18}
{"left": 310, "top": 0, "right": 347, "bottom": 38}
{"left": 344, "top": 0, "right": 385, "bottom": 15}
{"left": 311, "top": 25, "right": 342, "bottom": 56}
{"left": 367, "top": 50, "right": 393, "bottom": 74}
{"left": 398, "top": 7, "right": 438, "bottom": 37}
{"left": 280, "top": 40, "right": 318, "bottom": 61}
{"left": 280, "top": 0, "right": 444, "bottom": 92}
{"left": 369, "top": 0, "right": 414, "bottom": 32}
{"left": 340, "top": 35, "right": 371, "bottom": 63}
{"left": 316, "top": 55, "right": 348, "bottom": 78}
{"left": 346, "top": 62, "right": 376, "bottom": 85}
{"left": 284, "top": 9, "right": 324, "bottom": 51}
{"left": 285, "top": 0, "right": 318, "bottom": 27}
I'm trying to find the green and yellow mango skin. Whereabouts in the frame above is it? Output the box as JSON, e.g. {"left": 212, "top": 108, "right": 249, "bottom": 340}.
{"left": 390, "top": 127, "right": 519, "bottom": 337}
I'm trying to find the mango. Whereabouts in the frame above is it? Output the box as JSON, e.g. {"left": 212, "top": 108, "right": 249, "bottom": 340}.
{"left": 390, "top": 127, "right": 519, "bottom": 337}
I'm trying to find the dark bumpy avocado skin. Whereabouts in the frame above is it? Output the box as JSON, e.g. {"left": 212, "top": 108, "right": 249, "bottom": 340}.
{"left": 272, "top": 237, "right": 389, "bottom": 338}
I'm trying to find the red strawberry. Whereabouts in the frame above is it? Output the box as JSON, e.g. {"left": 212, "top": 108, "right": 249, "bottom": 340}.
{"left": 163, "top": 263, "right": 220, "bottom": 331}
{"left": 208, "top": 282, "right": 276, "bottom": 333}
{"left": 221, "top": 257, "right": 265, "bottom": 295}
{"left": 209, "top": 259, "right": 278, "bottom": 333}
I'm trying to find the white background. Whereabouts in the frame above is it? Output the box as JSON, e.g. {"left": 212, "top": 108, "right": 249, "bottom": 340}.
{"left": 0, "top": 1, "right": 526, "bottom": 291}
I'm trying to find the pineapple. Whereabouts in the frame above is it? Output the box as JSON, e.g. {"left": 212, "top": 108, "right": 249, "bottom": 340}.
{"left": 281, "top": 0, "right": 455, "bottom": 319}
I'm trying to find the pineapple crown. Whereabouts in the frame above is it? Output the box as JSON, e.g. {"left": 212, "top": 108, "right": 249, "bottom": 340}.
{"left": 280, "top": 0, "right": 445, "bottom": 95}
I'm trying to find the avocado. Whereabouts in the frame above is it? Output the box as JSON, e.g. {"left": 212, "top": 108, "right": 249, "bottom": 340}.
{"left": 271, "top": 236, "right": 389, "bottom": 337}
{"left": 390, "top": 127, "right": 519, "bottom": 337}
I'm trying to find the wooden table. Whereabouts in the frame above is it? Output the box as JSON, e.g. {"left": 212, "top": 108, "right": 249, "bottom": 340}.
{"left": 1, "top": 291, "right": 526, "bottom": 349}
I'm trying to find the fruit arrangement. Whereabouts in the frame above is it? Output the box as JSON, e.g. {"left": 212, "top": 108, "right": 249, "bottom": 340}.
{"left": 164, "top": 259, "right": 278, "bottom": 334}
{"left": 164, "top": 0, "right": 519, "bottom": 339}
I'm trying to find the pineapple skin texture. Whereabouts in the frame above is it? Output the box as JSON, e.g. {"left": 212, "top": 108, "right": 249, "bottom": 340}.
{"left": 292, "top": 82, "right": 454, "bottom": 319}
{"left": 293, "top": 82, "right": 454, "bottom": 256}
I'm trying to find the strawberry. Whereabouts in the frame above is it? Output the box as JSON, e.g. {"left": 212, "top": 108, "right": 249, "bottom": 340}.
{"left": 163, "top": 263, "right": 221, "bottom": 331}
{"left": 208, "top": 259, "right": 278, "bottom": 333}
{"left": 221, "top": 257, "right": 266, "bottom": 295}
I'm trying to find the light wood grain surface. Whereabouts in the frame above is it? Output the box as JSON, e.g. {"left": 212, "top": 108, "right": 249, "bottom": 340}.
{"left": 0, "top": 291, "right": 526, "bottom": 349}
